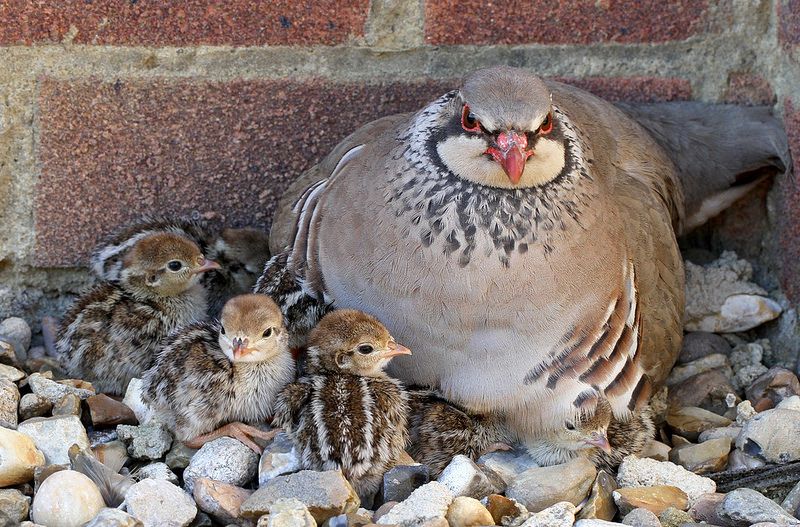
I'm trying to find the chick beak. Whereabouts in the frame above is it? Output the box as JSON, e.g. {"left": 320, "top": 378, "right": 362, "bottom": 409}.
{"left": 193, "top": 258, "right": 221, "bottom": 274}
{"left": 382, "top": 340, "right": 412, "bottom": 359}
{"left": 232, "top": 337, "right": 252, "bottom": 360}
{"left": 485, "top": 130, "right": 532, "bottom": 185}
{"left": 585, "top": 432, "right": 612, "bottom": 453}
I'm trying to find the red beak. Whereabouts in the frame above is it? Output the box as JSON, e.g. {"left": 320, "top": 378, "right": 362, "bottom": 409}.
{"left": 232, "top": 337, "right": 251, "bottom": 359}
{"left": 485, "top": 131, "right": 532, "bottom": 185}
{"left": 382, "top": 340, "right": 412, "bottom": 359}
{"left": 193, "top": 258, "right": 221, "bottom": 274}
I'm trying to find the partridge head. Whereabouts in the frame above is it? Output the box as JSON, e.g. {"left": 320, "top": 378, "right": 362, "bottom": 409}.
{"left": 218, "top": 293, "right": 287, "bottom": 363}
{"left": 212, "top": 228, "right": 272, "bottom": 293}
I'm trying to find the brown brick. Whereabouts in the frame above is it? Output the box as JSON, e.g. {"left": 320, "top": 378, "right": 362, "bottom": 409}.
{"left": 557, "top": 77, "right": 692, "bottom": 103}
{"left": 777, "top": 99, "right": 800, "bottom": 302}
{"left": 34, "top": 78, "right": 449, "bottom": 267}
{"left": 723, "top": 73, "right": 776, "bottom": 106}
{"left": 425, "top": 0, "right": 710, "bottom": 45}
{"left": 0, "top": 1, "right": 368, "bottom": 46}
{"left": 779, "top": 0, "right": 800, "bottom": 48}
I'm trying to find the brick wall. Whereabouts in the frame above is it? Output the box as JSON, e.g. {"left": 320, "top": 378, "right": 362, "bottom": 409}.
{"left": 0, "top": 1, "right": 798, "bottom": 324}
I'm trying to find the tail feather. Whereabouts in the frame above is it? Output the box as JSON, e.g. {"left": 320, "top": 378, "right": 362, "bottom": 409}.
{"left": 617, "top": 102, "right": 791, "bottom": 234}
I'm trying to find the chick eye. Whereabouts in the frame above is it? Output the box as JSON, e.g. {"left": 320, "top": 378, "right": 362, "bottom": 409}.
{"left": 564, "top": 421, "right": 575, "bottom": 431}
{"left": 167, "top": 260, "right": 183, "bottom": 272}
{"left": 357, "top": 344, "right": 374, "bottom": 354}
{"left": 220, "top": 326, "right": 226, "bottom": 336}
{"left": 538, "top": 112, "right": 554, "bottom": 135}
{"left": 461, "top": 105, "right": 482, "bottom": 133}
{"left": 263, "top": 327, "right": 273, "bottom": 338}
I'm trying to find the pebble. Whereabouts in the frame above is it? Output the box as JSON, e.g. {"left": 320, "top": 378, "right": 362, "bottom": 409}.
{"left": 124, "top": 478, "right": 197, "bottom": 527}
{"left": 506, "top": 457, "right": 596, "bottom": 512}
{"left": 27, "top": 373, "right": 94, "bottom": 404}
{"left": 87, "top": 394, "right": 138, "bottom": 427}
{"left": 730, "top": 341, "right": 770, "bottom": 391}
{"left": 716, "top": 488, "right": 800, "bottom": 526}
{"left": 0, "top": 339, "right": 16, "bottom": 366}
{"left": 577, "top": 470, "right": 617, "bottom": 521}
{"left": 688, "top": 492, "right": 726, "bottom": 525}
{"left": 166, "top": 442, "right": 197, "bottom": 471}
{"left": 666, "top": 406, "right": 732, "bottom": 441}
{"left": 0, "top": 363, "right": 25, "bottom": 383}
{"left": 0, "top": 488, "right": 30, "bottom": 524}
{"left": 698, "top": 426, "right": 741, "bottom": 443}
{"left": 517, "top": 501, "right": 574, "bottom": 527}
{"left": 678, "top": 332, "right": 732, "bottom": 364}
{"left": 121, "top": 378, "right": 155, "bottom": 424}
{"left": 747, "top": 367, "right": 800, "bottom": 407}
{"left": 241, "top": 470, "right": 360, "bottom": 523}
{"left": 783, "top": 480, "right": 800, "bottom": 515}
{"left": 612, "top": 486, "right": 689, "bottom": 516}
{"left": 574, "top": 520, "right": 626, "bottom": 526}
{"left": 52, "top": 393, "right": 82, "bottom": 417}
{"left": 257, "top": 498, "right": 317, "bottom": 527}
{"left": 17, "top": 415, "right": 90, "bottom": 465}
{"left": 259, "top": 432, "right": 301, "bottom": 486}
{"left": 446, "top": 496, "right": 494, "bottom": 527}
{"left": 383, "top": 464, "right": 430, "bottom": 503}
{"left": 477, "top": 448, "right": 539, "bottom": 486}
{"left": 668, "top": 437, "right": 732, "bottom": 474}
{"left": 621, "top": 507, "right": 661, "bottom": 527}
{"left": 485, "top": 494, "right": 528, "bottom": 526}
{"left": 94, "top": 440, "right": 128, "bottom": 471}
{"left": 117, "top": 422, "right": 173, "bottom": 461}
{"left": 0, "top": 317, "right": 31, "bottom": 358}
{"left": 375, "top": 481, "right": 453, "bottom": 526}
{"left": 192, "top": 477, "right": 252, "bottom": 525}
{"left": 638, "top": 440, "right": 671, "bottom": 462}
{"left": 666, "top": 353, "right": 731, "bottom": 386}
{"left": 727, "top": 448, "right": 767, "bottom": 470}
{"left": 31, "top": 470, "right": 105, "bottom": 527}
{"left": 658, "top": 507, "right": 694, "bottom": 527}
{"left": 183, "top": 437, "right": 258, "bottom": 494}
{"left": 18, "top": 393, "right": 52, "bottom": 421}
{"left": 616, "top": 457, "right": 716, "bottom": 506}
{"left": 736, "top": 400, "right": 758, "bottom": 425}
{"left": 137, "top": 462, "right": 179, "bottom": 485}
{"left": 0, "top": 378, "right": 19, "bottom": 428}
{"left": 735, "top": 408, "right": 800, "bottom": 463}
{"left": 668, "top": 368, "right": 739, "bottom": 415}
{"left": 438, "top": 455, "right": 498, "bottom": 499}
{"left": 83, "top": 508, "right": 143, "bottom": 527}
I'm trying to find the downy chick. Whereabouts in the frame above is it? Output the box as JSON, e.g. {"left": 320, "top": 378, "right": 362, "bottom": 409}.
{"left": 143, "top": 294, "right": 294, "bottom": 453}
{"left": 273, "top": 309, "right": 411, "bottom": 502}
{"left": 58, "top": 232, "right": 218, "bottom": 394}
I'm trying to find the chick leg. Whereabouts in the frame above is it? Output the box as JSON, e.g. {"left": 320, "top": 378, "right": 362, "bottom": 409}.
{"left": 185, "top": 422, "right": 280, "bottom": 454}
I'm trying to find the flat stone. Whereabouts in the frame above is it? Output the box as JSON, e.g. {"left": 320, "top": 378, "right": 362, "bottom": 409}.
{"left": 383, "top": 465, "right": 430, "bottom": 503}
{"left": 727, "top": 448, "right": 767, "bottom": 471}
{"left": 698, "top": 426, "right": 742, "bottom": 443}
{"left": 183, "top": 437, "right": 258, "bottom": 494}
{"left": 678, "top": 332, "right": 732, "bottom": 364}
{"left": 621, "top": 507, "right": 661, "bottom": 527}
{"left": 0, "top": 378, "right": 19, "bottom": 429}
{"left": 87, "top": 394, "right": 138, "bottom": 426}
{"left": 667, "top": 354, "right": 731, "bottom": 386}
{"left": 18, "top": 393, "right": 52, "bottom": 421}
{"left": 574, "top": 520, "right": 626, "bottom": 526}
{"left": 83, "top": 508, "right": 143, "bottom": 527}
{"left": 666, "top": 406, "right": 732, "bottom": 441}
{"left": 668, "top": 437, "right": 732, "bottom": 474}
{"left": 446, "top": 496, "right": 495, "bottom": 527}
{"left": 747, "top": 367, "right": 800, "bottom": 407}
{"left": 124, "top": 478, "right": 197, "bottom": 527}
{"left": 613, "top": 486, "right": 689, "bottom": 516}
{"left": 477, "top": 448, "right": 540, "bottom": 486}
{"left": 376, "top": 481, "right": 453, "bottom": 527}
{"left": 519, "top": 501, "right": 575, "bottom": 527}
{"left": 93, "top": 440, "right": 128, "bottom": 472}
{"left": 577, "top": 470, "right": 617, "bottom": 521}
{"left": 137, "top": 462, "right": 178, "bottom": 485}
{"left": 485, "top": 494, "right": 528, "bottom": 526}
{"left": 0, "top": 364, "right": 25, "bottom": 383}
{"left": 27, "top": 373, "right": 94, "bottom": 404}
{"left": 638, "top": 440, "right": 671, "bottom": 462}
{"left": 688, "top": 492, "right": 726, "bottom": 525}
{"left": 193, "top": 477, "right": 253, "bottom": 525}
{"left": 52, "top": 393, "right": 82, "bottom": 417}
{"left": 717, "top": 488, "right": 800, "bottom": 526}
{"left": 736, "top": 408, "right": 800, "bottom": 463}
{"left": 259, "top": 432, "right": 301, "bottom": 486}
{"left": 0, "top": 489, "right": 30, "bottom": 524}
{"left": 242, "top": 470, "right": 360, "bottom": 523}
{"left": 116, "top": 422, "right": 173, "bottom": 461}
{"left": 257, "top": 498, "right": 317, "bottom": 527}
{"left": 31, "top": 470, "right": 105, "bottom": 527}
{"left": 668, "top": 369, "right": 739, "bottom": 415}
{"left": 166, "top": 442, "right": 197, "bottom": 471}
{"left": 438, "top": 455, "right": 498, "bottom": 499}
{"left": 658, "top": 507, "right": 694, "bottom": 527}
{"left": 17, "top": 415, "right": 90, "bottom": 465}
{"left": 616, "top": 457, "right": 716, "bottom": 506}
{"left": 506, "top": 457, "right": 597, "bottom": 512}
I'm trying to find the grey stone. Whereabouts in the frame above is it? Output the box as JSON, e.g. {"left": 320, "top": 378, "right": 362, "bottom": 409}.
{"left": 0, "top": 378, "right": 19, "bottom": 429}
{"left": 17, "top": 415, "right": 90, "bottom": 465}
{"left": 730, "top": 341, "right": 771, "bottom": 391}
{"left": 506, "top": 457, "right": 597, "bottom": 512}
{"left": 438, "top": 455, "right": 498, "bottom": 499}
{"left": 716, "top": 488, "right": 800, "bottom": 526}
{"left": 0, "top": 317, "right": 31, "bottom": 357}
{"left": 52, "top": 393, "right": 82, "bottom": 417}
{"left": 616, "top": 457, "right": 716, "bottom": 506}
{"left": 241, "top": 470, "right": 359, "bottom": 523}
{"left": 27, "top": 373, "right": 94, "bottom": 404}
{"left": 116, "top": 422, "right": 173, "bottom": 461}
{"left": 621, "top": 508, "right": 661, "bottom": 527}
{"left": 0, "top": 489, "right": 30, "bottom": 524}
{"left": 698, "top": 426, "right": 741, "bottom": 442}
{"left": 658, "top": 507, "right": 693, "bottom": 527}
{"left": 781, "top": 479, "right": 800, "bottom": 515}
{"left": 137, "top": 461, "right": 179, "bottom": 485}
{"left": 778, "top": 395, "right": 800, "bottom": 412}
{"left": 18, "top": 393, "right": 52, "bottom": 421}
{"left": 84, "top": 508, "right": 143, "bottom": 527}
{"left": 668, "top": 437, "right": 732, "bottom": 474}
{"left": 383, "top": 464, "right": 430, "bottom": 503}
{"left": 735, "top": 408, "right": 800, "bottom": 463}
{"left": 666, "top": 353, "right": 731, "bottom": 386}
{"left": 183, "top": 437, "right": 258, "bottom": 493}
{"left": 256, "top": 498, "right": 316, "bottom": 527}
{"left": 259, "top": 432, "right": 301, "bottom": 486}
{"left": 574, "top": 520, "right": 626, "bottom": 526}
{"left": 477, "top": 448, "right": 539, "bottom": 486}
{"left": 166, "top": 442, "right": 197, "bottom": 470}
{"left": 0, "top": 364, "right": 25, "bottom": 383}
{"left": 727, "top": 448, "right": 767, "bottom": 470}
{"left": 124, "top": 478, "right": 197, "bottom": 527}
{"left": 678, "top": 332, "right": 732, "bottom": 364}
{"left": 519, "top": 501, "right": 575, "bottom": 527}
{"left": 377, "top": 481, "right": 453, "bottom": 527}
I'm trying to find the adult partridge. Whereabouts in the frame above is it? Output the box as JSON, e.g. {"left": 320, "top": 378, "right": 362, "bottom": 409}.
{"left": 263, "top": 66, "right": 789, "bottom": 442}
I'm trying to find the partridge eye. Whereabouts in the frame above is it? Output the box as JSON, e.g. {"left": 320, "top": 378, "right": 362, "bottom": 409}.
{"left": 538, "top": 112, "right": 554, "bottom": 135}
{"left": 564, "top": 421, "right": 575, "bottom": 431}
{"left": 167, "top": 260, "right": 183, "bottom": 272}
{"left": 357, "top": 344, "right": 374, "bottom": 354}
{"left": 263, "top": 327, "right": 273, "bottom": 338}
{"left": 461, "top": 105, "right": 482, "bottom": 133}
{"left": 220, "top": 326, "right": 226, "bottom": 336}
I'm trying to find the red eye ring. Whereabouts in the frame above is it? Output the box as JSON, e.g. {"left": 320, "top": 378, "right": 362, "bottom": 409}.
{"left": 538, "top": 112, "right": 554, "bottom": 135}
{"left": 461, "top": 104, "right": 482, "bottom": 133}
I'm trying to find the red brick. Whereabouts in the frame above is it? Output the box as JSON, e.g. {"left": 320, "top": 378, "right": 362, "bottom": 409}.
{"left": 777, "top": 99, "right": 800, "bottom": 302}
{"left": 557, "top": 77, "right": 692, "bottom": 103}
{"left": 723, "top": 73, "right": 776, "bottom": 106}
{"left": 425, "top": 0, "right": 710, "bottom": 45}
{"left": 34, "top": 78, "right": 450, "bottom": 267}
{"left": 0, "top": 1, "right": 367, "bottom": 46}
{"left": 779, "top": 0, "right": 800, "bottom": 48}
